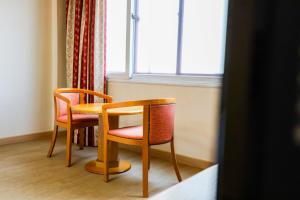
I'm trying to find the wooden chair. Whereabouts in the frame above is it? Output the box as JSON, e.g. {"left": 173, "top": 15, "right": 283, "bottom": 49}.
{"left": 47, "top": 88, "right": 112, "bottom": 167}
{"left": 101, "top": 98, "right": 182, "bottom": 197}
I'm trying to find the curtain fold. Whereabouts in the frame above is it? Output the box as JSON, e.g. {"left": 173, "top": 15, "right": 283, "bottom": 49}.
{"left": 66, "top": 0, "right": 107, "bottom": 146}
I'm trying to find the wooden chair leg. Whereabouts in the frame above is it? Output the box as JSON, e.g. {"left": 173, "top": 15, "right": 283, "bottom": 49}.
{"left": 170, "top": 140, "right": 182, "bottom": 182}
{"left": 79, "top": 128, "right": 85, "bottom": 150}
{"left": 65, "top": 126, "right": 72, "bottom": 167}
{"left": 72, "top": 129, "right": 75, "bottom": 143}
{"left": 47, "top": 124, "right": 58, "bottom": 157}
{"left": 103, "top": 138, "right": 109, "bottom": 182}
{"left": 142, "top": 146, "right": 149, "bottom": 197}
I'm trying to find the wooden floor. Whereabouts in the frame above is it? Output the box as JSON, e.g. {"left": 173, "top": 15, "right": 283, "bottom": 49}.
{"left": 0, "top": 134, "right": 201, "bottom": 200}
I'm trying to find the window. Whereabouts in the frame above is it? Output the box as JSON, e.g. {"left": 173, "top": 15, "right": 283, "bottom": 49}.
{"left": 181, "top": 0, "right": 227, "bottom": 74}
{"left": 132, "top": 0, "right": 228, "bottom": 75}
{"left": 106, "top": 0, "right": 127, "bottom": 73}
{"left": 135, "top": 0, "right": 179, "bottom": 74}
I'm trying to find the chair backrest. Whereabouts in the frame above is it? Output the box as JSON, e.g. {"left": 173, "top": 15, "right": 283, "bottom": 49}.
{"left": 56, "top": 93, "right": 80, "bottom": 117}
{"left": 148, "top": 103, "right": 175, "bottom": 145}
{"left": 101, "top": 98, "right": 176, "bottom": 145}
{"left": 54, "top": 88, "right": 113, "bottom": 121}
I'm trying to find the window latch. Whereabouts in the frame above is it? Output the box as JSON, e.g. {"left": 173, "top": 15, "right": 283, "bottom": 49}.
{"left": 131, "top": 14, "right": 140, "bottom": 21}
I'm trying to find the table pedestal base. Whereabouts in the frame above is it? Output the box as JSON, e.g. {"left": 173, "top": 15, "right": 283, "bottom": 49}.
{"left": 85, "top": 160, "right": 131, "bottom": 175}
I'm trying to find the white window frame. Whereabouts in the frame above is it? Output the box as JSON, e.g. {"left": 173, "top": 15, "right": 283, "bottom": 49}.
{"left": 106, "top": 0, "right": 132, "bottom": 79}
{"left": 107, "top": 0, "right": 228, "bottom": 87}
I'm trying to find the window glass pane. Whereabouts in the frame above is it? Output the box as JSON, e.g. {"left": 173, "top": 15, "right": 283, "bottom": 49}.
{"left": 181, "top": 0, "right": 228, "bottom": 74}
{"left": 106, "top": 0, "right": 127, "bottom": 73}
{"left": 136, "top": 0, "right": 179, "bottom": 74}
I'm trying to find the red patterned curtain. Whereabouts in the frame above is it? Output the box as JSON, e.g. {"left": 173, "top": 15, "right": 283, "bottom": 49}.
{"left": 66, "top": 0, "right": 107, "bottom": 146}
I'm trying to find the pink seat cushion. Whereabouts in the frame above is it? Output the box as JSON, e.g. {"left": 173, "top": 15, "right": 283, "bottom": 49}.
{"left": 58, "top": 114, "right": 98, "bottom": 123}
{"left": 108, "top": 126, "right": 143, "bottom": 140}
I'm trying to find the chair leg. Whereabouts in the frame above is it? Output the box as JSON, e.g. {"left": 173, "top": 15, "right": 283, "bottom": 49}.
{"left": 47, "top": 124, "right": 58, "bottom": 157}
{"left": 65, "top": 126, "right": 72, "bottom": 167}
{"left": 103, "top": 138, "right": 109, "bottom": 182}
{"left": 170, "top": 140, "right": 182, "bottom": 182}
{"left": 142, "top": 146, "right": 149, "bottom": 197}
{"left": 79, "top": 128, "right": 85, "bottom": 150}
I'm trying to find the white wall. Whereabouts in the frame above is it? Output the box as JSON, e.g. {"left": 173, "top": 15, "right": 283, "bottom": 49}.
{"left": 0, "top": 0, "right": 55, "bottom": 138}
{"left": 108, "top": 81, "right": 221, "bottom": 162}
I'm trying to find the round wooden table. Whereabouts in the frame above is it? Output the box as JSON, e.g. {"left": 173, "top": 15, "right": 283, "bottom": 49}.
{"left": 72, "top": 103, "right": 143, "bottom": 175}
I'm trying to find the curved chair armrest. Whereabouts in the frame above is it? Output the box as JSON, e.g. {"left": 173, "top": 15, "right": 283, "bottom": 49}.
{"left": 55, "top": 88, "right": 81, "bottom": 93}
{"left": 81, "top": 89, "right": 113, "bottom": 103}
{"left": 54, "top": 92, "right": 72, "bottom": 106}
{"left": 102, "top": 98, "right": 176, "bottom": 110}
{"left": 55, "top": 88, "right": 112, "bottom": 103}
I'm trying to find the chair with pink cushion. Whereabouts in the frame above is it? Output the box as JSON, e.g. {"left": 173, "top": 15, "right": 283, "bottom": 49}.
{"left": 47, "top": 88, "right": 112, "bottom": 167}
{"left": 101, "top": 98, "right": 182, "bottom": 197}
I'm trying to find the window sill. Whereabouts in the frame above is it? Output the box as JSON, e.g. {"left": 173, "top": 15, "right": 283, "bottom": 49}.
{"left": 107, "top": 74, "right": 222, "bottom": 87}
